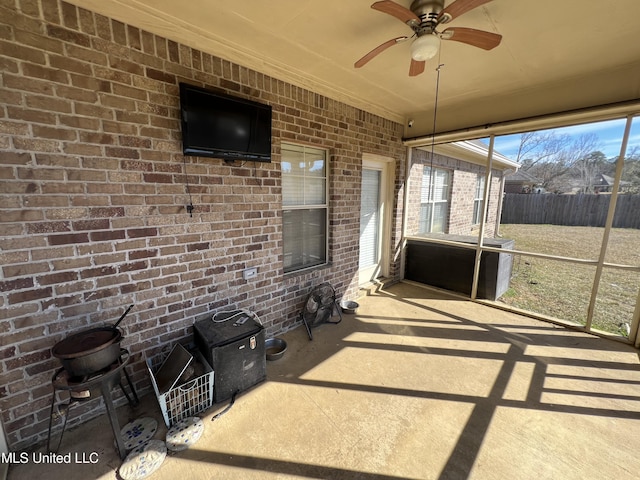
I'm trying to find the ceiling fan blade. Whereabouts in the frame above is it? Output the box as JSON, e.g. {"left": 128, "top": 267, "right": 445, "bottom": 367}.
{"left": 441, "top": 27, "right": 502, "bottom": 50}
{"left": 354, "top": 36, "right": 408, "bottom": 68}
{"left": 371, "top": 1, "right": 420, "bottom": 27}
{"left": 438, "top": 0, "right": 494, "bottom": 23}
{"left": 409, "top": 59, "right": 425, "bottom": 77}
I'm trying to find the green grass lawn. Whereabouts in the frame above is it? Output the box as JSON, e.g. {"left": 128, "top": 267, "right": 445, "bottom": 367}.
{"left": 497, "top": 224, "right": 640, "bottom": 336}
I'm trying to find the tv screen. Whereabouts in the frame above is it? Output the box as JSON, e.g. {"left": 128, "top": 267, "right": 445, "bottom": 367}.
{"left": 179, "top": 83, "right": 272, "bottom": 162}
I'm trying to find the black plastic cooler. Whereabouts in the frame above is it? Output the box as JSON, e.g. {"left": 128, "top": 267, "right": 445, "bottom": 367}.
{"left": 193, "top": 313, "right": 266, "bottom": 403}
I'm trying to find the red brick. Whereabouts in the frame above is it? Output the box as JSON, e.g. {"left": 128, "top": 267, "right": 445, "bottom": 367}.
{"left": 1, "top": 210, "right": 43, "bottom": 223}
{"left": 90, "top": 230, "right": 126, "bottom": 242}
{"left": 115, "top": 110, "right": 149, "bottom": 124}
{"left": 56, "top": 85, "right": 99, "bottom": 102}
{"left": 84, "top": 286, "right": 118, "bottom": 300}
{"left": 80, "top": 265, "right": 117, "bottom": 279}
{"left": 47, "top": 24, "right": 90, "bottom": 47}
{"left": 78, "top": 8, "right": 96, "bottom": 35}
{"left": 105, "top": 146, "right": 140, "bottom": 159}
{"left": 37, "top": 271, "right": 78, "bottom": 286}
{"left": 63, "top": 143, "right": 103, "bottom": 156}
{"left": 60, "top": 1, "right": 79, "bottom": 29}
{"left": 129, "top": 249, "right": 158, "bottom": 260}
{"left": 40, "top": 293, "right": 81, "bottom": 311}
{"left": 25, "top": 94, "right": 72, "bottom": 113}
{"left": 72, "top": 219, "right": 110, "bottom": 231}
{"left": 145, "top": 67, "right": 176, "bottom": 84}
{"left": 89, "top": 207, "right": 125, "bottom": 218}
{"left": 26, "top": 221, "right": 70, "bottom": 234}
{"left": 119, "top": 260, "right": 148, "bottom": 273}
{"left": 119, "top": 136, "right": 152, "bottom": 148}
{"left": 48, "top": 232, "right": 90, "bottom": 245}
{"left": 8, "top": 106, "right": 57, "bottom": 124}
{"left": 70, "top": 194, "right": 110, "bottom": 206}
{"left": 31, "top": 125, "right": 77, "bottom": 141}
{"left": 128, "top": 227, "right": 158, "bottom": 238}
{"left": 70, "top": 73, "right": 111, "bottom": 92}
{"left": 187, "top": 242, "right": 210, "bottom": 252}
{"left": 74, "top": 102, "right": 113, "bottom": 119}
{"left": 7, "top": 287, "right": 53, "bottom": 305}
{"left": 10, "top": 30, "right": 63, "bottom": 55}
{"left": 143, "top": 172, "right": 173, "bottom": 183}
{"left": 22, "top": 63, "right": 69, "bottom": 84}
{"left": 0, "top": 277, "right": 34, "bottom": 292}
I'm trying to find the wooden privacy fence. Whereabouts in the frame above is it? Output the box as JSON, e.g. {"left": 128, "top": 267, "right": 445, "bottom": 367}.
{"left": 501, "top": 193, "right": 640, "bottom": 228}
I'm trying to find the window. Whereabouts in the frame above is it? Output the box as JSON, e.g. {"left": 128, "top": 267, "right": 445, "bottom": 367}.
{"left": 281, "top": 143, "right": 328, "bottom": 273}
{"left": 473, "top": 174, "right": 485, "bottom": 225}
{"left": 419, "top": 166, "right": 450, "bottom": 233}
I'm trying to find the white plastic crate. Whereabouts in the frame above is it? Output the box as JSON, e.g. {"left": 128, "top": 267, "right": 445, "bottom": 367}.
{"left": 147, "top": 348, "right": 214, "bottom": 427}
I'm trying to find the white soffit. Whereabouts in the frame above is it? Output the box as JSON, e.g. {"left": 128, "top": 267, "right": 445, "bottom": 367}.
{"left": 64, "top": 0, "right": 640, "bottom": 134}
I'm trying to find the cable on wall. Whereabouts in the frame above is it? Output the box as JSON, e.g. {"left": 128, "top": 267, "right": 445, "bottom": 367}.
{"left": 183, "top": 155, "right": 194, "bottom": 217}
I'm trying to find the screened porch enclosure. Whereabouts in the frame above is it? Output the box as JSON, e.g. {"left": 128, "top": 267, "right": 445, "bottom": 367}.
{"left": 402, "top": 113, "right": 640, "bottom": 347}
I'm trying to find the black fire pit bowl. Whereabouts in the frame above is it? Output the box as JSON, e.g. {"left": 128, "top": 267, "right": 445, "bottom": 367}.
{"left": 52, "top": 327, "right": 123, "bottom": 377}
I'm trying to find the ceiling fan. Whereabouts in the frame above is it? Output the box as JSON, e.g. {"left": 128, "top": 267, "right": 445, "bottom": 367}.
{"left": 354, "top": 0, "right": 502, "bottom": 76}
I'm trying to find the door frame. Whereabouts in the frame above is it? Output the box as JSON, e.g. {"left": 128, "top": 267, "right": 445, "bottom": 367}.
{"left": 359, "top": 153, "right": 395, "bottom": 285}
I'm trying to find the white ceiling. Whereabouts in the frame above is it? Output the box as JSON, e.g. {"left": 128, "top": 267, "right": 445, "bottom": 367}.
{"left": 67, "top": 0, "right": 640, "bottom": 138}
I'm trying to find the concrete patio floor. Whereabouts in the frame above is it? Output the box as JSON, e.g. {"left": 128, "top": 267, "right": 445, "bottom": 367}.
{"left": 7, "top": 281, "right": 640, "bottom": 480}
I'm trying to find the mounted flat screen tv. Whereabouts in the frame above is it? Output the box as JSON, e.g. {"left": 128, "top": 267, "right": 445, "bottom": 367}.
{"left": 179, "top": 83, "right": 272, "bottom": 162}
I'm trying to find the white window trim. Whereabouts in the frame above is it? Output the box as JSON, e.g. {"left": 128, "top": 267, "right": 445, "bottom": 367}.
{"left": 281, "top": 142, "right": 329, "bottom": 274}
{"left": 473, "top": 174, "right": 485, "bottom": 225}
{"left": 420, "top": 166, "right": 450, "bottom": 234}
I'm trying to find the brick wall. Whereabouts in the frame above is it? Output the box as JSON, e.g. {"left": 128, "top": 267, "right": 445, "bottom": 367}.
{"left": 406, "top": 148, "right": 504, "bottom": 237}
{"left": 0, "top": 0, "right": 406, "bottom": 450}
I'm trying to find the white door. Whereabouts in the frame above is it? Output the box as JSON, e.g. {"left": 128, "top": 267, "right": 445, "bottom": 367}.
{"left": 359, "top": 156, "right": 393, "bottom": 285}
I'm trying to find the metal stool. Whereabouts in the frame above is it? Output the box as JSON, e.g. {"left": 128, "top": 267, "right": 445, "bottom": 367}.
{"left": 46, "top": 349, "right": 139, "bottom": 459}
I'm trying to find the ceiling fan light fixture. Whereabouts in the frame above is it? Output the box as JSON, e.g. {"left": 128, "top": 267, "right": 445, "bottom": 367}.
{"left": 410, "top": 34, "right": 440, "bottom": 61}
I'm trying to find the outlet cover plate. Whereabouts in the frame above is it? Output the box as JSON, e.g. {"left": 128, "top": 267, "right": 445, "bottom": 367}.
{"left": 243, "top": 267, "right": 257, "bottom": 280}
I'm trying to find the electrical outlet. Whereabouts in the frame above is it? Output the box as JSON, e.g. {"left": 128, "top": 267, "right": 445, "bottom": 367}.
{"left": 242, "top": 267, "right": 257, "bottom": 280}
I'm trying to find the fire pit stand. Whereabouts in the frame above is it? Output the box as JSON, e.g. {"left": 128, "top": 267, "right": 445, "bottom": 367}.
{"left": 46, "top": 349, "right": 139, "bottom": 459}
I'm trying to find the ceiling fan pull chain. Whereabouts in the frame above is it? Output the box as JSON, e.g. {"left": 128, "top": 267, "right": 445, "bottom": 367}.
{"left": 428, "top": 62, "right": 444, "bottom": 202}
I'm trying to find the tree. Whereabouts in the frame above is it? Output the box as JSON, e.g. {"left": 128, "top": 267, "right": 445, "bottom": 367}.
{"left": 621, "top": 146, "right": 640, "bottom": 193}
{"left": 515, "top": 131, "right": 601, "bottom": 193}
{"left": 514, "top": 130, "right": 570, "bottom": 166}
{"left": 573, "top": 150, "right": 607, "bottom": 193}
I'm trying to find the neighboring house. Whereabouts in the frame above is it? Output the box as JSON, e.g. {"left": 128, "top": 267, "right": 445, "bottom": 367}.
{"left": 0, "top": 5, "right": 514, "bottom": 451}
{"left": 593, "top": 174, "right": 632, "bottom": 193}
{"left": 406, "top": 141, "right": 518, "bottom": 238}
{"left": 504, "top": 170, "right": 542, "bottom": 194}
{"left": 563, "top": 173, "right": 632, "bottom": 194}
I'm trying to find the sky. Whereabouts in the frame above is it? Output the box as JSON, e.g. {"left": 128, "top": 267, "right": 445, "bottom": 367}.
{"left": 481, "top": 117, "right": 640, "bottom": 162}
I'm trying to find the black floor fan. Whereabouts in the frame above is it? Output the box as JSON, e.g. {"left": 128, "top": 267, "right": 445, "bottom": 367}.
{"left": 301, "top": 282, "right": 342, "bottom": 340}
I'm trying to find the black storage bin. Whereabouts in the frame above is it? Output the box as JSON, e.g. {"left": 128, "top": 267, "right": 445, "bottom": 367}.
{"left": 193, "top": 313, "right": 266, "bottom": 403}
{"left": 405, "top": 234, "right": 514, "bottom": 300}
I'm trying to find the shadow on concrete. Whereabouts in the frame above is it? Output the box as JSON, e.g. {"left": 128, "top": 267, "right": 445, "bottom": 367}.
{"left": 9, "top": 281, "right": 640, "bottom": 480}
{"left": 263, "top": 282, "right": 640, "bottom": 480}
{"left": 177, "top": 449, "right": 421, "bottom": 480}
